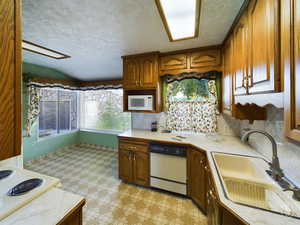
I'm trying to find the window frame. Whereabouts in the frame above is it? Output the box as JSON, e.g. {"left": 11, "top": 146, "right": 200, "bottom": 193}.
{"left": 38, "top": 88, "right": 79, "bottom": 140}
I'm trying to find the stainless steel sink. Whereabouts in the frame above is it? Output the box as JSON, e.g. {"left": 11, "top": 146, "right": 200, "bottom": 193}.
{"left": 212, "top": 152, "right": 300, "bottom": 219}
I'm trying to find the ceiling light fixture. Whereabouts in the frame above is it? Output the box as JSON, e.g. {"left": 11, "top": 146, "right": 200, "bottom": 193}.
{"left": 155, "top": 0, "right": 201, "bottom": 42}
{"left": 22, "top": 40, "right": 71, "bottom": 59}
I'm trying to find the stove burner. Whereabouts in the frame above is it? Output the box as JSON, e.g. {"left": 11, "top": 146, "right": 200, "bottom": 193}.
{"left": 0, "top": 170, "right": 13, "bottom": 180}
{"left": 7, "top": 178, "right": 43, "bottom": 196}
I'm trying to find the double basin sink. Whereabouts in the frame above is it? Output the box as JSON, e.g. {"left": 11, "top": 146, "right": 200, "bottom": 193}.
{"left": 212, "top": 153, "right": 300, "bottom": 219}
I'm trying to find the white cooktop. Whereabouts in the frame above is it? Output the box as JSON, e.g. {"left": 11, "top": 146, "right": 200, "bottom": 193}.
{"left": 0, "top": 167, "right": 60, "bottom": 221}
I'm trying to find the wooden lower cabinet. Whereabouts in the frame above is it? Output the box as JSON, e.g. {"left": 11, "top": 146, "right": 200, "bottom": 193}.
{"left": 207, "top": 166, "right": 220, "bottom": 225}
{"left": 118, "top": 139, "right": 248, "bottom": 224}
{"left": 57, "top": 200, "right": 85, "bottom": 225}
{"left": 133, "top": 151, "right": 149, "bottom": 186}
{"left": 118, "top": 139, "right": 150, "bottom": 186}
{"left": 119, "top": 149, "right": 133, "bottom": 183}
{"left": 188, "top": 148, "right": 207, "bottom": 213}
{"left": 207, "top": 167, "right": 247, "bottom": 225}
{"left": 207, "top": 189, "right": 220, "bottom": 225}
{"left": 221, "top": 207, "right": 246, "bottom": 225}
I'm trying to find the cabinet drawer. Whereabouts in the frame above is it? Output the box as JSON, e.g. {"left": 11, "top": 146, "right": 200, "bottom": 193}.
{"left": 119, "top": 141, "right": 148, "bottom": 153}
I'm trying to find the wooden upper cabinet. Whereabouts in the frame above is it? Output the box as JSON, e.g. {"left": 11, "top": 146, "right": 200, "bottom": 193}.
{"left": 0, "top": 0, "right": 22, "bottom": 161}
{"left": 294, "top": 0, "right": 300, "bottom": 131}
{"left": 190, "top": 50, "right": 221, "bottom": 69}
{"left": 282, "top": 0, "right": 300, "bottom": 142}
{"left": 248, "top": 0, "right": 280, "bottom": 94}
{"left": 222, "top": 39, "right": 234, "bottom": 114}
{"left": 139, "top": 54, "right": 159, "bottom": 88}
{"left": 160, "top": 54, "right": 188, "bottom": 71}
{"left": 160, "top": 48, "right": 222, "bottom": 75}
{"left": 233, "top": 14, "right": 248, "bottom": 96}
{"left": 123, "top": 57, "right": 141, "bottom": 89}
{"left": 122, "top": 52, "right": 159, "bottom": 89}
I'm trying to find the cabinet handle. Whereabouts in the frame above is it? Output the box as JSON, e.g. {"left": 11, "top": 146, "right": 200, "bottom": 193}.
{"left": 140, "top": 80, "right": 142, "bottom": 86}
{"left": 133, "top": 154, "right": 136, "bottom": 161}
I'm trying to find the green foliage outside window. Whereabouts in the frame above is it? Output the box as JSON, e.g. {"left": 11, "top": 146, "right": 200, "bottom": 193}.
{"left": 169, "top": 78, "right": 209, "bottom": 101}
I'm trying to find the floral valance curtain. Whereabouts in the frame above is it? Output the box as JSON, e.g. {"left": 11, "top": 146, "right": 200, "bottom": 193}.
{"left": 27, "top": 79, "right": 122, "bottom": 91}
{"left": 163, "top": 71, "right": 221, "bottom": 133}
{"left": 26, "top": 85, "right": 41, "bottom": 136}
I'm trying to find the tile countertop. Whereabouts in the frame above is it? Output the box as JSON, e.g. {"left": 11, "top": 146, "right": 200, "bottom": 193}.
{"left": 118, "top": 130, "right": 300, "bottom": 225}
{"left": 1, "top": 188, "right": 85, "bottom": 225}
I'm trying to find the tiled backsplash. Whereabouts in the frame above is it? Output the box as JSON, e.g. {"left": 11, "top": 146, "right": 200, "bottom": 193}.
{"left": 132, "top": 106, "right": 300, "bottom": 185}
{"left": 132, "top": 113, "right": 165, "bottom": 131}
{"left": 219, "top": 105, "right": 300, "bottom": 185}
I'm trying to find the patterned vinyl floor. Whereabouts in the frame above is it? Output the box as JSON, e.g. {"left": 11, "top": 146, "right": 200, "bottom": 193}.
{"left": 25, "top": 144, "right": 207, "bottom": 225}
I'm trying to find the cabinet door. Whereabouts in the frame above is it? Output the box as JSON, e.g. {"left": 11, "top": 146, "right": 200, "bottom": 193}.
{"left": 190, "top": 50, "right": 221, "bottom": 68}
{"left": 0, "top": 0, "right": 22, "bottom": 160}
{"left": 282, "top": 0, "right": 300, "bottom": 141}
{"left": 58, "top": 203, "right": 84, "bottom": 225}
{"left": 207, "top": 167, "right": 220, "bottom": 225}
{"left": 222, "top": 39, "right": 233, "bottom": 114}
{"left": 139, "top": 55, "right": 158, "bottom": 88}
{"left": 294, "top": 0, "right": 300, "bottom": 131}
{"left": 248, "top": 0, "right": 280, "bottom": 94}
{"left": 188, "top": 149, "right": 207, "bottom": 212}
{"left": 133, "top": 151, "right": 149, "bottom": 186}
{"left": 160, "top": 54, "right": 188, "bottom": 71}
{"left": 119, "top": 149, "right": 133, "bottom": 183}
{"left": 207, "top": 190, "right": 220, "bottom": 225}
{"left": 233, "top": 14, "right": 248, "bottom": 96}
{"left": 123, "top": 58, "right": 140, "bottom": 89}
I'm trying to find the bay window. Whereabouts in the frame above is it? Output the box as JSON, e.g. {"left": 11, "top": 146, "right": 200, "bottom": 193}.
{"left": 39, "top": 89, "right": 78, "bottom": 137}
{"left": 80, "top": 89, "right": 131, "bottom": 132}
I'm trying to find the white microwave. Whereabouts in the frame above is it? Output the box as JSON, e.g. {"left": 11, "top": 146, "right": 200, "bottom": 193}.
{"left": 128, "top": 95, "right": 154, "bottom": 111}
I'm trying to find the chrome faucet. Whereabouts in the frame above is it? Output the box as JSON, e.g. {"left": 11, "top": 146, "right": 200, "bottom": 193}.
{"left": 241, "top": 129, "right": 285, "bottom": 181}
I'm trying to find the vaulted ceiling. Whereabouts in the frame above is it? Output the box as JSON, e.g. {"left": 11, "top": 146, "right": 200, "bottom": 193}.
{"left": 22, "top": 0, "right": 244, "bottom": 81}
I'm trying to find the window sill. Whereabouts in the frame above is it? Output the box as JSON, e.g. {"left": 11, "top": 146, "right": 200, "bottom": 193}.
{"left": 37, "top": 129, "right": 79, "bottom": 142}
{"left": 79, "top": 129, "right": 125, "bottom": 135}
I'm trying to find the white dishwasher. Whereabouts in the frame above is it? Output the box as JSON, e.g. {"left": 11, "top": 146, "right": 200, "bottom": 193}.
{"left": 150, "top": 142, "right": 187, "bottom": 195}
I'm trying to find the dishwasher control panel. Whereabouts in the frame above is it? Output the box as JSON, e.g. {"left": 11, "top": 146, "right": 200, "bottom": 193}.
{"left": 149, "top": 142, "right": 186, "bottom": 157}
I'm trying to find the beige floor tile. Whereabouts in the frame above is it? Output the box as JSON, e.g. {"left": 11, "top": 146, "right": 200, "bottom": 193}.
{"left": 25, "top": 145, "right": 207, "bottom": 225}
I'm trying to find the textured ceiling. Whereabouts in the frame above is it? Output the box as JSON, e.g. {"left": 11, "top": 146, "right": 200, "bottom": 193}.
{"left": 22, "top": 0, "right": 244, "bottom": 81}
